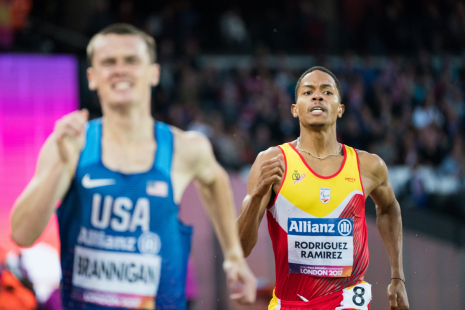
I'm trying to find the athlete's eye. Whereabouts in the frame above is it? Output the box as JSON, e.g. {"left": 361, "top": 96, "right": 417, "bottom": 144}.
{"left": 101, "top": 59, "right": 115, "bottom": 66}
{"left": 304, "top": 91, "right": 312, "bottom": 95}
{"left": 126, "top": 57, "right": 140, "bottom": 64}
{"left": 323, "top": 91, "right": 332, "bottom": 95}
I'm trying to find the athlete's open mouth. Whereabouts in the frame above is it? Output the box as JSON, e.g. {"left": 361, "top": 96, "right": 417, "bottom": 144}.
{"left": 309, "top": 106, "right": 325, "bottom": 114}
{"left": 112, "top": 81, "right": 133, "bottom": 90}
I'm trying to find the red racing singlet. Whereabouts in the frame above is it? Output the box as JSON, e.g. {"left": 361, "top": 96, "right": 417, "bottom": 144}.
{"left": 267, "top": 142, "right": 369, "bottom": 305}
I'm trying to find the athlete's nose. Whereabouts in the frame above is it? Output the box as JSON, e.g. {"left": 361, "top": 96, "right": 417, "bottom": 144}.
{"left": 112, "top": 60, "right": 130, "bottom": 76}
{"left": 311, "top": 91, "right": 324, "bottom": 101}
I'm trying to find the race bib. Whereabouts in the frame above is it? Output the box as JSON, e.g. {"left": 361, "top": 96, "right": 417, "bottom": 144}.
{"left": 288, "top": 218, "right": 354, "bottom": 277}
{"left": 336, "top": 282, "right": 372, "bottom": 310}
{"left": 71, "top": 246, "right": 161, "bottom": 309}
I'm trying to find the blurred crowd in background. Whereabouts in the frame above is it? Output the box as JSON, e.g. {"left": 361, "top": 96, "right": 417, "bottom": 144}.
{"left": 80, "top": 49, "right": 465, "bottom": 220}
{"left": 1, "top": 0, "right": 465, "bottom": 309}
{"left": 148, "top": 52, "right": 465, "bottom": 173}
{"left": 83, "top": 0, "right": 465, "bottom": 54}
{"left": 2, "top": 0, "right": 465, "bottom": 55}
{"left": 2, "top": 0, "right": 465, "bottom": 216}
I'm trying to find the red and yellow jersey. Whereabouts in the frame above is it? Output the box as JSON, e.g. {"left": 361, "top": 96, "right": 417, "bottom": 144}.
{"left": 267, "top": 142, "right": 368, "bottom": 303}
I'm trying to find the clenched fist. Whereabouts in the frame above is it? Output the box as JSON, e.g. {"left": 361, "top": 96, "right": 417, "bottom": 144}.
{"left": 252, "top": 154, "right": 285, "bottom": 199}
{"left": 224, "top": 258, "right": 257, "bottom": 304}
{"left": 388, "top": 279, "right": 409, "bottom": 310}
{"left": 53, "top": 109, "right": 89, "bottom": 162}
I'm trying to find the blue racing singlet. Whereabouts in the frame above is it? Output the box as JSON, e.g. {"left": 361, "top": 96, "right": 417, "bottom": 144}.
{"left": 57, "top": 119, "right": 192, "bottom": 310}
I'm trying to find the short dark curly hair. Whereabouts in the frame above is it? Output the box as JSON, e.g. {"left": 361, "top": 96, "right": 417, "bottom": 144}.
{"left": 294, "top": 66, "right": 342, "bottom": 103}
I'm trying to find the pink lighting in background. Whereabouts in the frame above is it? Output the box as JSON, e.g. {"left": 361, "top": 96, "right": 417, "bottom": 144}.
{"left": 0, "top": 54, "right": 78, "bottom": 253}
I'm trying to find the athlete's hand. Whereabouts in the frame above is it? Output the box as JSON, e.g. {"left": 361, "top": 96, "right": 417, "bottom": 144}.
{"left": 223, "top": 258, "right": 257, "bottom": 304}
{"left": 387, "top": 279, "right": 409, "bottom": 309}
{"left": 53, "top": 109, "right": 89, "bottom": 162}
{"left": 252, "top": 154, "right": 284, "bottom": 199}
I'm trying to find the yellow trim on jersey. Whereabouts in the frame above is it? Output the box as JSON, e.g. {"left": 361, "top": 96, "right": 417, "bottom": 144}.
{"left": 268, "top": 283, "right": 369, "bottom": 309}
{"left": 345, "top": 280, "right": 368, "bottom": 291}
{"left": 278, "top": 143, "right": 364, "bottom": 218}
{"left": 269, "top": 289, "right": 279, "bottom": 310}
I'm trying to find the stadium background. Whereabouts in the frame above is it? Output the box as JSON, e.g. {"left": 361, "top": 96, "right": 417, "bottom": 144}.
{"left": 1, "top": 0, "right": 465, "bottom": 308}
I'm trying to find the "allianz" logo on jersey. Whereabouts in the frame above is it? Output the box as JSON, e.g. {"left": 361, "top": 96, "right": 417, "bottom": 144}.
{"left": 338, "top": 219, "right": 353, "bottom": 236}
{"left": 289, "top": 220, "right": 335, "bottom": 234}
{"left": 287, "top": 218, "right": 353, "bottom": 236}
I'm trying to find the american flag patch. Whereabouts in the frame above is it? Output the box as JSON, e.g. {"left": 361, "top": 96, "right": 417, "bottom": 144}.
{"left": 146, "top": 181, "right": 168, "bottom": 197}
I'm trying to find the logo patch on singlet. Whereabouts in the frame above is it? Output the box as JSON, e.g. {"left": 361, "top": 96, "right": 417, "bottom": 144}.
{"left": 82, "top": 174, "right": 115, "bottom": 188}
{"left": 137, "top": 232, "right": 161, "bottom": 255}
{"left": 320, "top": 187, "right": 330, "bottom": 203}
{"left": 338, "top": 219, "right": 353, "bottom": 236}
{"left": 146, "top": 181, "right": 168, "bottom": 197}
{"left": 293, "top": 173, "right": 306, "bottom": 184}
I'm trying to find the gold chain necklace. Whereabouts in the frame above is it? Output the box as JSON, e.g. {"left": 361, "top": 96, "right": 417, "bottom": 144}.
{"left": 296, "top": 137, "right": 342, "bottom": 160}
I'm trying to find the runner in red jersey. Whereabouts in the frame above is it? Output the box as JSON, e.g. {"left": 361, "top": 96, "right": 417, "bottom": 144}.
{"left": 238, "top": 67, "right": 409, "bottom": 310}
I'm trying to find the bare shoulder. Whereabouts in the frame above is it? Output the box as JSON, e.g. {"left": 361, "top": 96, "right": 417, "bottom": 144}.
{"left": 255, "top": 146, "right": 283, "bottom": 165}
{"left": 171, "top": 126, "right": 213, "bottom": 173}
{"left": 172, "top": 127, "right": 211, "bottom": 154}
{"left": 356, "top": 149, "right": 388, "bottom": 184}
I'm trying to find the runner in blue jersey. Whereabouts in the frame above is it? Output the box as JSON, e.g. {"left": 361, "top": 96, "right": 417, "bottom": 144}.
{"left": 11, "top": 23, "right": 256, "bottom": 309}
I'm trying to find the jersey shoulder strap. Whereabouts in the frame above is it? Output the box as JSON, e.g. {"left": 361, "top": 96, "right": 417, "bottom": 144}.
{"left": 78, "top": 118, "right": 101, "bottom": 168}
{"left": 154, "top": 121, "right": 173, "bottom": 178}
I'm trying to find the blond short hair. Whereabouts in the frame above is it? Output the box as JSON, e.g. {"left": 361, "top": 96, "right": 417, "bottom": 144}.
{"left": 87, "top": 23, "right": 156, "bottom": 66}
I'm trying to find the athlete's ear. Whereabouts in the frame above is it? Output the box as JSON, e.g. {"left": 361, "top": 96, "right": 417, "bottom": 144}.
{"left": 337, "top": 104, "right": 345, "bottom": 118}
{"left": 150, "top": 63, "right": 160, "bottom": 86}
{"left": 291, "top": 104, "right": 298, "bottom": 118}
{"left": 87, "top": 67, "right": 97, "bottom": 91}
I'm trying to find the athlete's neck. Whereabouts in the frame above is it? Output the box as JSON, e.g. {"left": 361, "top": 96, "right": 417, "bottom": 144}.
{"left": 101, "top": 106, "right": 154, "bottom": 144}
{"left": 297, "top": 125, "right": 340, "bottom": 158}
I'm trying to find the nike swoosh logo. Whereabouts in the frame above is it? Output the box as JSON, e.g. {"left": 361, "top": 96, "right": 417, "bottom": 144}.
{"left": 81, "top": 174, "right": 115, "bottom": 188}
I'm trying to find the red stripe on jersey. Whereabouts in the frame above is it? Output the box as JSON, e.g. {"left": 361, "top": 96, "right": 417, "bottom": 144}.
{"left": 354, "top": 149, "right": 366, "bottom": 198}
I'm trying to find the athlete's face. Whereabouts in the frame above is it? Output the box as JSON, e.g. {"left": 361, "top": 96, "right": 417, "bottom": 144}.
{"left": 292, "top": 70, "right": 344, "bottom": 128}
{"left": 87, "top": 34, "right": 160, "bottom": 108}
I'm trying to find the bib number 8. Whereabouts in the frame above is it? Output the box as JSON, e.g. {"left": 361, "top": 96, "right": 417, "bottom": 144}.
{"left": 336, "top": 282, "right": 371, "bottom": 310}
{"left": 352, "top": 286, "right": 365, "bottom": 306}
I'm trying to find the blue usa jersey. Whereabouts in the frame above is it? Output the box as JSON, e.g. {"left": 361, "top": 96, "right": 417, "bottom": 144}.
{"left": 57, "top": 119, "right": 192, "bottom": 310}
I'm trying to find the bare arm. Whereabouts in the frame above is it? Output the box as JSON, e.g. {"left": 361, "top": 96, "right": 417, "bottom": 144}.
{"left": 185, "top": 132, "right": 256, "bottom": 303}
{"left": 10, "top": 110, "right": 88, "bottom": 247}
{"left": 193, "top": 152, "right": 243, "bottom": 265}
{"left": 364, "top": 154, "right": 409, "bottom": 310}
{"left": 237, "top": 148, "right": 284, "bottom": 257}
